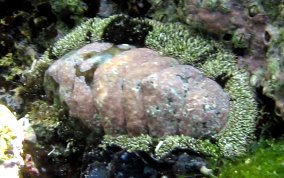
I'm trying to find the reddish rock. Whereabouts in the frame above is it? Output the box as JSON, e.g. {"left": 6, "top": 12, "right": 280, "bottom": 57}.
{"left": 93, "top": 48, "right": 179, "bottom": 135}
{"left": 141, "top": 65, "right": 230, "bottom": 138}
{"left": 181, "top": 0, "right": 268, "bottom": 73}
{"left": 45, "top": 42, "right": 230, "bottom": 139}
{"left": 122, "top": 56, "right": 179, "bottom": 136}
{"left": 45, "top": 42, "right": 114, "bottom": 128}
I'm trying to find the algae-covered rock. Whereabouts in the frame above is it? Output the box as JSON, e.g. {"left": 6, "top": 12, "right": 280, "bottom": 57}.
{"left": 149, "top": 0, "right": 268, "bottom": 73}
{"left": 9, "top": 10, "right": 259, "bottom": 177}
{"left": 0, "top": 46, "right": 36, "bottom": 84}
{"left": 38, "top": 15, "right": 257, "bottom": 158}
{"left": 27, "top": 100, "right": 63, "bottom": 142}
{"left": 259, "top": 0, "right": 284, "bottom": 26}
{"left": 260, "top": 26, "right": 284, "bottom": 120}
{"left": 146, "top": 0, "right": 284, "bottom": 122}
{"left": 0, "top": 89, "right": 23, "bottom": 112}
{"left": 0, "top": 104, "right": 24, "bottom": 178}
{"left": 2, "top": 1, "right": 276, "bottom": 177}
{"left": 24, "top": 100, "right": 92, "bottom": 177}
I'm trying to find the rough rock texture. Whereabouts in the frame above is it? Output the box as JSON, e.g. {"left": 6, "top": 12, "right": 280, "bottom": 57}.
{"left": 38, "top": 16, "right": 257, "bottom": 158}
{"left": 147, "top": 1, "right": 284, "bottom": 120}
{"left": 93, "top": 48, "right": 179, "bottom": 135}
{"left": 175, "top": 0, "right": 268, "bottom": 73}
{"left": 45, "top": 42, "right": 230, "bottom": 139}
{"left": 45, "top": 42, "right": 116, "bottom": 128}
{"left": 263, "top": 27, "right": 284, "bottom": 120}
{"left": 141, "top": 65, "right": 230, "bottom": 138}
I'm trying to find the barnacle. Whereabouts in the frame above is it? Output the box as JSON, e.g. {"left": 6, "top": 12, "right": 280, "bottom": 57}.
{"left": 27, "top": 15, "right": 257, "bottom": 158}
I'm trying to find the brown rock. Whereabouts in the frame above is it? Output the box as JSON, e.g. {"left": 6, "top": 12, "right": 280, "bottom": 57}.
{"left": 45, "top": 42, "right": 114, "bottom": 128}
{"left": 93, "top": 48, "right": 178, "bottom": 135}
{"left": 182, "top": 0, "right": 268, "bottom": 73}
{"left": 122, "top": 55, "right": 179, "bottom": 136}
{"left": 141, "top": 65, "right": 230, "bottom": 138}
{"left": 45, "top": 42, "right": 230, "bottom": 139}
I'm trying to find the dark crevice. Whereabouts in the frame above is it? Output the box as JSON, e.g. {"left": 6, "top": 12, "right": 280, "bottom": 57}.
{"left": 233, "top": 47, "right": 247, "bottom": 57}
{"left": 155, "top": 106, "right": 160, "bottom": 111}
{"left": 83, "top": 0, "right": 100, "bottom": 18}
{"left": 75, "top": 67, "right": 95, "bottom": 86}
{"left": 59, "top": 10, "right": 76, "bottom": 28}
{"left": 255, "top": 87, "right": 284, "bottom": 139}
{"left": 0, "top": 0, "right": 33, "bottom": 18}
{"left": 167, "top": 97, "right": 173, "bottom": 103}
{"left": 176, "top": 74, "right": 189, "bottom": 84}
{"left": 121, "top": 80, "right": 125, "bottom": 90}
{"left": 214, "top": 73, "right": 231, "bottom": 88}
{"left": 183, "top": 89, "right": 188, "bottom": 98}
{"left": 102, "top": 15, "right": 152, "bottom": 46}
{"left": 264, "top": 30, "right": 271, "bottom": 44}
{"left": 85, "top": 30, "right": 93, "bottom": 43}
{"left": 136, "top": 83, "right": 141, "bottom": 90}
{"left": 223, "top": 33, "right": 233, "bottom": 41}
{"left": 112, "top": 0, "right": 152, "bottom": 17}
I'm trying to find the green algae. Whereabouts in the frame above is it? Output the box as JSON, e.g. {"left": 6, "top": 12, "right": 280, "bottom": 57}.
{"left": 218, "top": 138, "right": 284, "bottom": 178}
{"left": 22, "top": 99, "right": 93, "bottom": 177}
{"left": 259, "top": 0, "right": 284, "bottom": 26}
{"left": 101, "top": 135, "right": 153, "bottom": 153}
{"left": 27, "top": 100, "right": 90, "bottom": 145}
{"left": 17, "top": 50, "right": 53, "bottom": 99}
{"left": 0, "top": 49, "right": 34, "bottom": 82}
{"left": 155, "top": 135, "right": 220, "bottom": 159}
{"left": 27, "top": 100, "right": 63, "bottom": 142}
{"left": 50, "top": 0, "right": 87, "bottom": 16}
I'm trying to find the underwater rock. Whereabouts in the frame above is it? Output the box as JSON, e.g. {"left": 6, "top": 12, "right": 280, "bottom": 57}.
{"left": 172, "top": 152, "right": 211, "bottom": 176}
{"left": 45, "top": 42, "right": 230, "bottom": 139}
{"left": 147, "top": 1, "right": 284, "bottom": 121}
{"left": 150, "top": 0, "right": 268, "bottom": 73}
{"left": 35, "top": 15, "right": 257, "bottom": 158}
{"left": 93, "top": 48, "right": 179, "bottom": 135}
{"left": 261, "top": 26, "right": 284, "bottom": 120}
{"left": 142, "top": 65, "right": 230, "bottom": 138}
{"left": 45, "top": 42, "right": 118, "bottom": 128}
{"left": 0, "top": 89, "right": 23, "bottom": 112}
{"left": 0, "top": 104, "right": 24, "bottom": 178}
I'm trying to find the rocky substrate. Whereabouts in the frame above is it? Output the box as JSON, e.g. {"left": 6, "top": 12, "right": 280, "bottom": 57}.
{"left": 45, "top": 42, "right": 230, "bottom": 139}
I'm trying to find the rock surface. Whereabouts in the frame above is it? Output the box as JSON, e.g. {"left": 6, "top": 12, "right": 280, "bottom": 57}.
{"left": 0, "top": 104, "right": 24, "bottom": 178}
{"left": 45, "top": 42, "right": 126, "bottom": 128}
{"left": 141, "top": 65, "right": 230, "bottom": 138}
{"left": 151, "top": 0, "right": 268, "bottom": 73}
{"left": 93, "top": 48, "right": 179, "bottom": 135}
{"left": 45, "top": 42, "right": 231, "bottom": 138}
